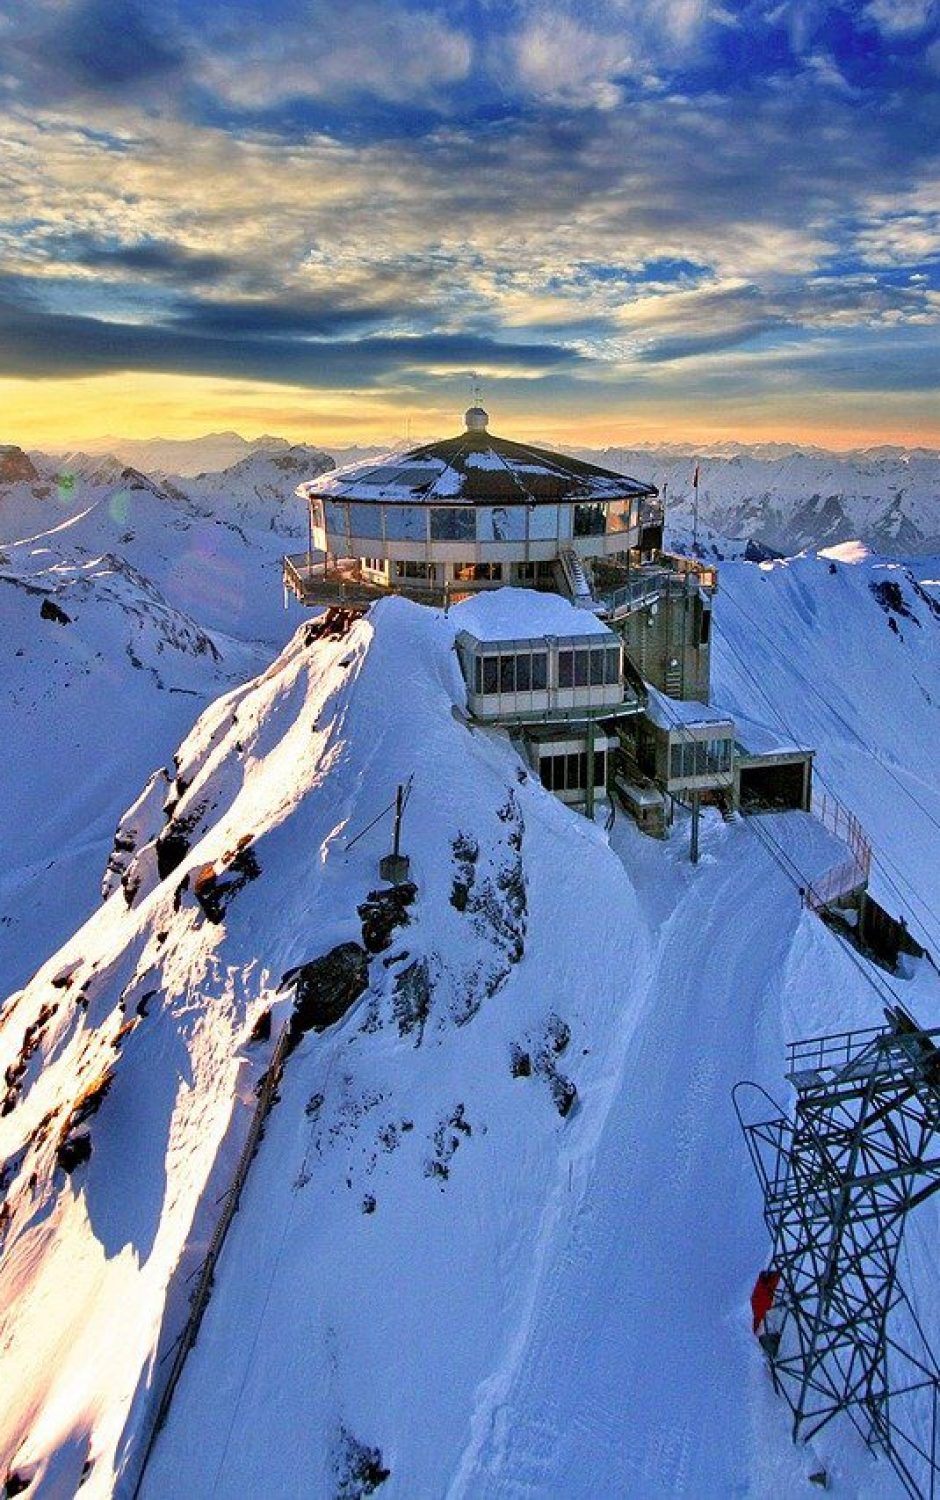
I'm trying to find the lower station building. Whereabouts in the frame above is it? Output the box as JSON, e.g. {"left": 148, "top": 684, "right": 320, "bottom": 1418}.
{"left": 283, "top": 408, "right": 813, "bottom": 827}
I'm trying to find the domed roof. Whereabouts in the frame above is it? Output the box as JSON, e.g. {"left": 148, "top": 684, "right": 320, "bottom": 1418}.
{"left": 300, "top": 415, "right": 658, "bottom": 507}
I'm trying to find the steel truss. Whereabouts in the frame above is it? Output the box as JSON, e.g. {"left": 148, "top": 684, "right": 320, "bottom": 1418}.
{"left": 734, "top": 1006, "right": 940, "bottom": 1499}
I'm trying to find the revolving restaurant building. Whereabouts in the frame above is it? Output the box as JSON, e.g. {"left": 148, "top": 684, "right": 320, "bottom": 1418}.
{"left": 283, "top": 406, "right": 662, "bottom": 606}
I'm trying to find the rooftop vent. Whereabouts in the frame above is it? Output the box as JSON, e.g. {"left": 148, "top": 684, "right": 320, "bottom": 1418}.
{"left": 464, "top": 405, "right": 489, "bottom": 432}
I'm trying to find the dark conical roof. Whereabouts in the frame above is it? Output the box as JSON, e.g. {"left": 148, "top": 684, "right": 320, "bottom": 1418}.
{"left": 300, "top": 417, "right": 658, "bottom": 507}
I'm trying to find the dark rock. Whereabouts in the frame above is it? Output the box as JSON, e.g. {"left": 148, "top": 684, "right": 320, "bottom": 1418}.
{"left": 510, "top": 1045, "right": 532, "bottom": 1078}
{"left": 56, "top": 1131, "right": 92, "bottom": 1172}
{"left": 357, "top": 882, "right": 417, "bottom": 953}
{"left": 392, "top": 957, "right": 432, "bottom": 1043}
{"left": 40, "top": 598, "right": 71, "bottom": 625}
{"left": 249, "top": 1007, "right": 272, "bottom": 1043}
{"left": 335, "top": 1428, "right": 389, "bottom": 1498}
{"left": 282, "top": 942, "right": 370, "bottom": 1044}
{"left": 549, "top": 1073, "right": 578, "bottom": 1118}
{"left": 192, "top": 843, "right": 261, "bottom": 924}
{"left": 156, "top": 824, "right": 192, "bottom": 880}
{"left": 545, "top": 1015, "right": 571, "bottom": 1054}
{"left": 871, "top": 578, "right": 917, "bottom": 622}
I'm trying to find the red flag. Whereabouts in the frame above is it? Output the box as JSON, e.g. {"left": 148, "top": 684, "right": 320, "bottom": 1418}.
{"left": 693, "top": 464, "right": 700, "bottom": 488}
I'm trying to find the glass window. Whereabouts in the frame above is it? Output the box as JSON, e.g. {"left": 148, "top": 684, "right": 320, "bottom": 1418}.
{"left": 531, "top": 653, "right": 548, "bottom": 690}
{"left": 670, "top": 744, "right": 683, "bottom": 779}
{"left": 479, "top": 506, "right": 526, "bottom": 542}
{"left": 529, "top": 504, "right": 559, "bottom": 540}
{"left": 396, "top": 560, "right": 434, "bottom": 580}
{"left": 594, "top": 750, "right": 606, "bottom": 786}
{"left": 574, "top": 503, "right": 606, "bottom": 537}
{"left": 482, "top": 657, "right": 498, "bottom": 694}
{"left": 348, "top": 503, "right": 384, "bottom": 539}
{"left": 606, "top": 647, "right": 621, "bottom": 685}
{"left": 540, "top": 758, "right": 553, "bottom": 789}
{"left": 323, "top": 501, "right": 349, "bottom": 544}
{"left": 566, "top": 752, "right": 581, "bottom": 787}
{"left": 574, "top": 650, "right": 589, "bottom": 687}
{"left": 590, "top": 647, "right": 606, "bottom": 686}
{"left": 558, "top": 651, "right": 574, "bottom": 689}
{"left": 384, "top": 505, "right": 427, "bottom": 540}
{"left": 607, "top": 498, "right": 636, "bottom": 534}
{"left": 430, "top": 507, "right": 475, "bottom": 541}
{"left": 500, "top": 655, "right": 515, "bottom": 693}
{"left": 516, "top": 654, "right": 531, "bottom": 691}
{"left": 455, "top": 561, "right": 503, "bottom": 582}
{"left": 474, "top": 658, "right": 483, "bottom": 694}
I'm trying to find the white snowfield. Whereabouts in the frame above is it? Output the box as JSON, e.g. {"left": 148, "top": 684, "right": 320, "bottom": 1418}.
{"left": 0, "top": 557, "right": 937, "bottom": 1498}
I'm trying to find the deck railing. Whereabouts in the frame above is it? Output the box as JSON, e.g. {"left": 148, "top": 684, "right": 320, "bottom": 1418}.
{"left": 806, "top": 790, "right": 872, "bottom": 911}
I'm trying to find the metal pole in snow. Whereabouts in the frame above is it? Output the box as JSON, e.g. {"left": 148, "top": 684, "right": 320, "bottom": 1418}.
{"left": 690, "top": 789, "right": 700, "bottom": 864}
{"left": 392, "top": 784, "right": 404, "bottom": 860}
{"left": 585, "top": 718, "right": 595, "bottom": 821}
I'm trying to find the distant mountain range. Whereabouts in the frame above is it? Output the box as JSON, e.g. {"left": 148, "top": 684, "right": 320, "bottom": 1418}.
{"left": 3, "top": 432, "right": 938, "bottom": 555}
{"left": 573, "top": 443, "right": 940, "bottom": 556}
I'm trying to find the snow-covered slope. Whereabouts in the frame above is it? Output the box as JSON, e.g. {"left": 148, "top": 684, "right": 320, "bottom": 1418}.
{"left": 180, "top": 443, "right": 335, "bottom": 536}
{"left": 6, "top": 449, "right": 315, "bottom": 649}
{"left": 0, "top": 528, "right": 263, "bottom": 1000}
{"left": 711, "top": 543, "right": 940, "bottom": 949}
{"left": 0, "top": 447, "right": 310, "bottom": 998}
{"left": 1, "top": 574, "right": 938, "bottom": 1499}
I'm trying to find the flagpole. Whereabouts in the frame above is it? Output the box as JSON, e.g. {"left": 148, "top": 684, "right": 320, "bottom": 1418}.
{"left": 692, "top": 463, "right": 700, "bottom": 553}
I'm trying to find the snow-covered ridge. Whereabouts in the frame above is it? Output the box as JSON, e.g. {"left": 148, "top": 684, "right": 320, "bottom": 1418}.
{"left": 0, "top": 567, "right": 938, "bottom": 1498}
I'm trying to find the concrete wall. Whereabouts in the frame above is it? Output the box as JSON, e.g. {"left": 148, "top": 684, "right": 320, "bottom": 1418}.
{"left": 618, "top": 584, "right": 711, "bottom": 702}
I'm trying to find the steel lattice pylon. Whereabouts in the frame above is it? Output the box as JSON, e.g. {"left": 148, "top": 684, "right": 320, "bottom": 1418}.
{"left": 735, "top": 1006, "right": 940, "bottom": 1500}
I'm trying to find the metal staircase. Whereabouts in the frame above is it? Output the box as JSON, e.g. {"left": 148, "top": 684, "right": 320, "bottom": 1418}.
{"left": 556, "top": 548, "right": 596, "bottom": 608}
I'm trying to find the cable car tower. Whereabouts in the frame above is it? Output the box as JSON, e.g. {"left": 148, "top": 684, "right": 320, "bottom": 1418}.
{"left": 735, "top": 1005, "right": 940, "bottom": 1499}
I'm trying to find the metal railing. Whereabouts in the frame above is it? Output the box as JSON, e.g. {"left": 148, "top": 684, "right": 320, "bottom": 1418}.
{"left": 657, "top": 551, "right": 719, "bottom": 593}
{"left": 806, "top": 790, "right": 872, "bottom": 912}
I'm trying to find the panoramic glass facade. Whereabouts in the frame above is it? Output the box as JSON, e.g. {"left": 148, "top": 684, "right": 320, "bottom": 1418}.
{"left": 312, "top": 496, "right": 643, "bottom": 550}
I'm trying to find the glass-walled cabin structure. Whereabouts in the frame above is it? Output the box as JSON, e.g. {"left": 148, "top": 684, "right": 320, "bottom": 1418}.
{"left": 452, "top": 595, "right": 640, "bottom": 808}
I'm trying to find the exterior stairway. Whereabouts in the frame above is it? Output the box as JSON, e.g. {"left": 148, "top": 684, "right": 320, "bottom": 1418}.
{"left": 556, "top": 548, "right": 596, "bottom": 609}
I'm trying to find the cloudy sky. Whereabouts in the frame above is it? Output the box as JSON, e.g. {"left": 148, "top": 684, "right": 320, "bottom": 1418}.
{"left": 1, "top": 0, "right": 938, "bottom": 448}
